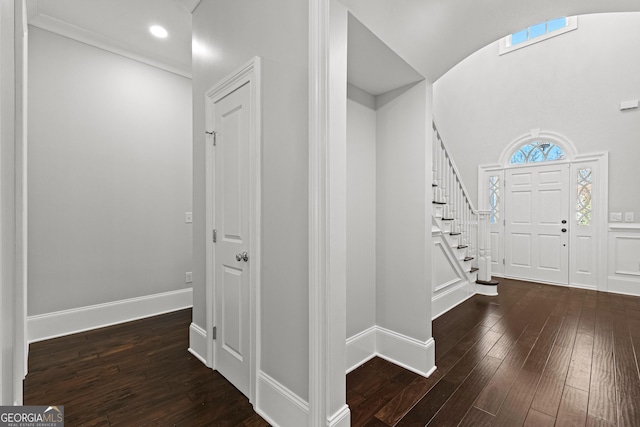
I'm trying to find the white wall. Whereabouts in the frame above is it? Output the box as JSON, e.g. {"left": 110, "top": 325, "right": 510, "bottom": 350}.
{"left": 27, "top": 27, "right": 193, "bottom": 316}
{"left": 376, "top": 81, "right": 433, "bottom": 343}
{"left": 433, "top": 12, "right": 640, "bottom": 218}
{"left": 346, "top": 87, "right": 376, "bottom": 339}
{"left": 192, "top": 0, "right": 309, "bottom": 406}
{"left": 0, "top": 0, "right": 17, "bottom": 405}
{"left": 1, "top": 0, "right": 27, "bottom": 405}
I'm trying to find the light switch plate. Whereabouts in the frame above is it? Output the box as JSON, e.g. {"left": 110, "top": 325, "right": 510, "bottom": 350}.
{"left": 624, "top": 212, "right": 635, "bottom": 222}
{"left": 185, "top": 212, "right": 193, "bottom": 223}
{"left": 610, "top": 212, "right": 623, "bottom": 222}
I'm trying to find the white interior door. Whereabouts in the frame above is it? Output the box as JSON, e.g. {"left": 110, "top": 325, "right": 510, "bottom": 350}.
{"left": 505, "top": 163, "right": 570, "bottom": 284}
{"left": 213, "top": 82, "right": 251, "bottom": 396}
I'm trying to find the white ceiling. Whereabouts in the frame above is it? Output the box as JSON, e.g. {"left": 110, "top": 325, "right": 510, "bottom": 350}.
{"left": 26, "top": 0, "right": 640, "bottom": 85}
{"left": 27, "top": 0, "right": 193, "bottom": 77}
{"left": 347, "top": 14, "right": 424, "bottom": 96}
{"left": 340, "top": 0, "right": 640, "bottom": 82}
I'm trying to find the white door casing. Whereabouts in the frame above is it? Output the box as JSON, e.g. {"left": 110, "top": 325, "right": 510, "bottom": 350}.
{"left": 205, "top": 57, "right": 261, "bottom": 403}
{"left": 480, "top": 150, "right": 608, "bottom": 290}
{"left": 504, "top": 163, "right": 570, "bottom": 284}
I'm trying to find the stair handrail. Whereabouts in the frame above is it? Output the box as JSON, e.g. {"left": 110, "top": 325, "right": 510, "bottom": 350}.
{"left": 432, "top": 121, "right": 478, "bottom": 214}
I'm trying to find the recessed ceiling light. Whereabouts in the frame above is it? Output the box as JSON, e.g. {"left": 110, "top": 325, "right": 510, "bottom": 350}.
{"left": 150, "top": 25, "right": 168, "bottom": 39}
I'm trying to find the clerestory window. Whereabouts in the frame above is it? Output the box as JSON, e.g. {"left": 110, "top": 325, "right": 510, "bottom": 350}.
{"left": 499, "top": 16, "right": 578, "bottom": 55}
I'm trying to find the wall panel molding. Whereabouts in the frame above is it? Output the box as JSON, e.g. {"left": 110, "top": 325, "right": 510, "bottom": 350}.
{"left": 608, "top": 224, "right": 640, "bottom": 296}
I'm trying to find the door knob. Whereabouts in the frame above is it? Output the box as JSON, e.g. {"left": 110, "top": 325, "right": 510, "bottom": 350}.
{"left": 236, "top": 251, "right": 249, "bottom": 262}
{"left": 561, "top": 228, "right": 567, "bottom": 233}
{"left": 561, "top": 220, "right": 567, "bottom": 224}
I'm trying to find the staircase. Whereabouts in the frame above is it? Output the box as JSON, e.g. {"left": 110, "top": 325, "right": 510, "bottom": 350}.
{"left": 431, "top": 122, "right": 498, "bottom": 316}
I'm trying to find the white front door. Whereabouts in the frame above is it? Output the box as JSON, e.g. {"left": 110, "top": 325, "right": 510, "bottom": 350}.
{"left": 505, "top": 163, "right": 570, "bottom": 284}
{"left": 213, "top": 82, "right": 252, "bottom": 396}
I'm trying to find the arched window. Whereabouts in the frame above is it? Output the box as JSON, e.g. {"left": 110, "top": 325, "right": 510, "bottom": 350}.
{"left": 509, "top": 141, "right": 566, "bottom": 165}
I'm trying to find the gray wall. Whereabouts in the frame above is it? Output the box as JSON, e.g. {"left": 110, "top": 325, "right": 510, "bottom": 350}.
{"left": 434, "top": 12, "right": 640, "bottom": 217}
{"left": 192, "top": 0, "right": 309, "bottom": 401}
{"left": 376, "top": 81, "right": 433, "bottom": 341}
{"left": 28, "top": 27, "right": 193, "bottom": 316}
{"left": 346, "top": 89, "right": 377, "bottom": 338}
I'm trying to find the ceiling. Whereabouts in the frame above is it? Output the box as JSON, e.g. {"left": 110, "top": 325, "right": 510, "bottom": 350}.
{"left": 26, "top": 0, "right": 640, "bottom": 85}
{"left": 347, "top": 14, "right": 424, "bottom": 96}
{"left": 341, "top": 0, "right": 640, "bottom": 82}
{"left": 27, "top": 0, "right": 194, "bottom": 77}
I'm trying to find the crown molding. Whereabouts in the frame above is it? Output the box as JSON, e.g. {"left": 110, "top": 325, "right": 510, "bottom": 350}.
{"left": 28, "top": 9, "right": 192, "bottom": 79}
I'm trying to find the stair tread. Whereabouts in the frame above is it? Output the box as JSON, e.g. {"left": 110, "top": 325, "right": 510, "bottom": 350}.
{"left": 470, "top": 267, "right": 479, "bottom": 272}
{"left": 464, "top": 257, "right": 475, "bottom": 262}
{"left": 442, "top": 217, "right": 454, "bottom": 221}
{"left": 432, "top": 201, "right": 446, "bottom": 205}
{"left": 455, "top": 245, "right": 468, "bottom": 249}
{"left": 449, "top": 232, "right": 461, "bottom": 236}
{"left": 476, "top": 279, "right": 499, "bottom": 286}
{"left": 432, "top": 183, "right": 438, "bottom": 187}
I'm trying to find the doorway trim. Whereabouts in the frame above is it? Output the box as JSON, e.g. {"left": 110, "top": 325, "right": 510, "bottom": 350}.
{"left": 204, "top": 57, "right": 262, "bottom": 404}
{"left": 479, "top": 131, "right": 608, "bottom": 290}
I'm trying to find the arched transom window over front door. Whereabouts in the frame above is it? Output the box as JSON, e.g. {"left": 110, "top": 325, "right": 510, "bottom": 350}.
{"left": 498, "top": 129, "right": 578, "bottom": 167}
{"left": 509, "top": 141, "right": 566, "bottom": 164}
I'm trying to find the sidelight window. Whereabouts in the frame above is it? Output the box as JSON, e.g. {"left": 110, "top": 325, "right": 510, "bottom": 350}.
{"left": 576, "top": 168, "right": 592, "bottom": 226}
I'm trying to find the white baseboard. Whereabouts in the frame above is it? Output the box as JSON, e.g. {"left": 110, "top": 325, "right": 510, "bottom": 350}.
{"left": 327, "top": 405, "right": 351, "bottom": 427}
{"left": 188, "top": 322, "right": 208, "bottom": 366}
{"left": 256, "top": 371, "right": 309, "bottom": 427}
{"left": 607, "top": 275, "right": 640, "bottom": 297}
{"left": 432, "top": 279, "right": 475, "bottom": 319}
{"left": 376, "top": 327, "right": 436, "bottom": 377}
{"left": 27, "top": 288, "right": 193, "bottom": 343}
{"left": 345, "top": 326, "right": 377, "bottom": 373}
{"left": 346, "top": 326, "right": 436, "bottom": 378}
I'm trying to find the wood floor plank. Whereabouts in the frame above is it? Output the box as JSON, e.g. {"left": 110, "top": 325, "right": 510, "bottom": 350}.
{"left": 556, "top": 385, "right": 589, "bottom": 426}
{"left": 611, "top": 294, "right": 640, "bottom": 427}
{"left": 523, "top": 409, "right": 555, "bottom": 427}
{"left": 427, "top": 355, "right": 502, "bottom": 426}
{"left": 458, "top": 407, "right": 495, "bottom": 427}
{"left": 492, "top": 368, "right": 541, "bottom": 427}
{"left": 587, "top": 348, "right": 617, "bottom": 424}
{"left": 395, "top": 379, "right": 458, "bottom": 426}
{"left": 586, "top": 415, "right": 617, "bottom": 427}
{"left": 374, "top": 375, "right": 432, "bottom": 425}
{"left": 566, "top": 302, "right": 596, "bottom": 392}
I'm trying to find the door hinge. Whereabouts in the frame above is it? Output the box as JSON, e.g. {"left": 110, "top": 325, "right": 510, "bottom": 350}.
{"left": 206, "top": 130, "right": 217, "bottom": 146}
{"left": 212, "top": 229, "right": 217, "bottom": 243}
{"left": 212, "top": 326, "right": 217, "bottom": 340}
{"left": 503, "top": 258, "right": 505, "bottom": 265}
{"left": 503, "top": 219, "right": 505, "bottom": 226}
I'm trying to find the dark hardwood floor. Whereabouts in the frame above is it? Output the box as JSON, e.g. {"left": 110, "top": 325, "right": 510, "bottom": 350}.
{"left": 24, "top": 279, "right": 640, "bottom": 426}
{"left": 24, "top": 309, "right": 268, "bottom": 426}
{"left": 348, "top": 278, "right": 640, "bottom": 426}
